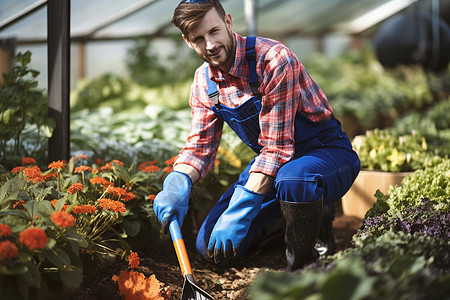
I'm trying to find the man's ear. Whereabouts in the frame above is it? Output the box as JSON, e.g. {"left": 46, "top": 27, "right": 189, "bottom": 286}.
{"left": 224, "top": 13, "right": 233, "bottom": 31}
{"left": 182, "top": 34, "right": 193, "bottom": 49}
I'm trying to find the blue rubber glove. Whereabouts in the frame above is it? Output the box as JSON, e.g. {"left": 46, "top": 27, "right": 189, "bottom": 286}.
{"left": 208, "top": 185, "right": 265, "bottom": 264}
{"left": 153, "top": 171, "right": 192, "bottom": 233}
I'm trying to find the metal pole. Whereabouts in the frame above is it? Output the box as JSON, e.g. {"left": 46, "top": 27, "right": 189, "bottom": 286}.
{"left": 244, "top": 0, "right": 258, "bottom": 36}
{"left": 47, "top": 0, "right": 70, "bottom": 163}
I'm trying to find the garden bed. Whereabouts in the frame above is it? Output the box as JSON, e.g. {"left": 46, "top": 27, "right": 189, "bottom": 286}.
{"left": 72, "top": 206, "right": 362, "bottom": 300}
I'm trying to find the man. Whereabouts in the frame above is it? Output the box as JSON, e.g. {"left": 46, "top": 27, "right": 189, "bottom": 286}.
{"left": 154, "top": 0, "right": 360, "bottom": 272}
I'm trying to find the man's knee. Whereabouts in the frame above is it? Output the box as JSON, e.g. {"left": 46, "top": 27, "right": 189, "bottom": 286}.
{"left": 275, "top": 172, "right": 324, "bottom": 202}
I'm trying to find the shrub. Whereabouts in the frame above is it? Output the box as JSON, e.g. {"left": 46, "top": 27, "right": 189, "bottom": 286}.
{"left": 0, "top": 51, "right": 55, "bottom": 170}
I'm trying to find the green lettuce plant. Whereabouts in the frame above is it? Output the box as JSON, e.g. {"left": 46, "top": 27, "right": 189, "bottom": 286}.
{"left": 367, "top": 157, "right": 449, "bottom": 217}
{"left": 351, "top": 128, "right": 441, "bottom": 172}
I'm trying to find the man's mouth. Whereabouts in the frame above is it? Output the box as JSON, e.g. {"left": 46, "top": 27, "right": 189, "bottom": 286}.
{"left": 208, "top": 48, "right": 221, "bottom": 58}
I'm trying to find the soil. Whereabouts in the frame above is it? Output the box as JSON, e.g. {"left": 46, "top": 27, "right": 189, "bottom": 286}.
{"left": 72, "top": 202, "right": 362, "bottom": 300}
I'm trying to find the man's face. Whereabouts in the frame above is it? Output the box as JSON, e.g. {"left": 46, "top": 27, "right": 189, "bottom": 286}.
{"left": 184, "top": 8, "right": 235, "bottom": 73}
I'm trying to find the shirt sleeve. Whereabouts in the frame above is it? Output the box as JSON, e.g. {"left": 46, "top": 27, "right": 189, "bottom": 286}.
{"left": 250, "top": 45, "right": 301, "bottom": 177}
{"left": 174, "top": 67, "right": 223, "bottom": 179}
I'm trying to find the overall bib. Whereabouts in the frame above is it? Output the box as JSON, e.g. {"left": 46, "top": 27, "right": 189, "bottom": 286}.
{"left": 196, "top": 37, "right": 360, "bottom": 259}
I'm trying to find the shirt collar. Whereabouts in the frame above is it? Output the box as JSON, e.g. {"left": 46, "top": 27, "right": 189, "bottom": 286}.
{"left": 208, "top": 32, "right": 247, "bottom": 82}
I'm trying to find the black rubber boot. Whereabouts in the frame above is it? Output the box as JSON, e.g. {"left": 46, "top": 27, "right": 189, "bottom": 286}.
{"left": 279, "top": 198, "right": 322, "bottom": 272}
{"left": 316, "top": 202, "right": 336, "bottom": 256}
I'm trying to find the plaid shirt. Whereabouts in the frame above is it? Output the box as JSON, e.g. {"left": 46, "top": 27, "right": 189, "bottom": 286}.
{"left": 175, "top": 33, "right": 333, "bottom": 179}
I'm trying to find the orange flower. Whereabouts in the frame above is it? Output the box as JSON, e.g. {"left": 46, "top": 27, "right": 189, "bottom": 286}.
{"left": 74, "top": 165, "right": 92, "bottom": 173}
{"left": 92, "top": 168, "right": 99, "bottom": 174}
{"left": 11, "top": 166, "right": 26, "bottom": 173}
{"left": 107, "top": 186, "right": 128, "bottom": 198}
{"left": 90, "top": 177, "right": 114, "bottom": 187}
{"left": 112, "top": 270, "right": 169, "bottom": 300}
{"left": 123, "top": 192, "right": 136, "bottom": 202}
{"left": 22, "top": 157, "right": 36, "bottom": 165}
{"left": 128, "top": 251, "right": 140, "bottom": 268}
{"left": 12, "top": 200, "right": 26, "bottom": 209}
{"left": 0, "top": 240, "right": 19, "bottom": 263}
{"left": 148, "top": 195, "right": 156, "bottom": 202}
{"left": 112, "top": 159, "right": 124, "bottom": 166}
{"left": 141, "top": 165, "right": 160, "bottom": 173}
{"left": 138, "top": 161, "right": 159, "bottom": 171}
{"left": 74, "top": 154, "right": 88, "bottom": 160}
{"left": 72, "top": 205, "right": 97, "bottom": 214}
{"left": 51, "top": 211, "right": 75, "bottom": 228}
{"left": 23, "top": 166, "right": 44, "bottom": 183}
{"left": 163, "top": 166, "right": 173, "bottom": 173}
{"left": 98, "top": 198, "right": 126, "bottom": 214}
{"left": 19, "top": 227, "right": 48, "bottom": 250}
{"left": 0, "top": 223, "right": 12, "bottom": 239}
{"left": 42, "top": 172, "right": 57, "bottom": 181}
{"left": 48, "top": 160, "right": 66, "bottom": 170}
{"left": 165, "top": 156, "right": 177, "bottom": 166}
{"left": 106, "top": 187, "right": 136, "bottom": 202}
{"left": 100, "top": 159, "right": 125, "bottom": 172}
{"left": 67, "top": 183, "right": 84, "bottom": 194}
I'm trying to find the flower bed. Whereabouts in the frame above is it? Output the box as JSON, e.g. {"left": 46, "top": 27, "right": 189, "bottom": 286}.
{"left": 0, "top": 155, "right": 172, "bottom": 299}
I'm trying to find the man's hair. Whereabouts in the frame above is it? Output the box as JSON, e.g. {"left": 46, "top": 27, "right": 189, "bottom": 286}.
{"left": 172, "top": 0, "right": 226, "bottom": 38}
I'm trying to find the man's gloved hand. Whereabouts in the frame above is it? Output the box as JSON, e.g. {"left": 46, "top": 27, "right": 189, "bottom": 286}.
{"left": 208, "top": 185, "right": 265, "bottom": 264}
{"left": 153, "top": 171, "right": 192, "bottom": 233}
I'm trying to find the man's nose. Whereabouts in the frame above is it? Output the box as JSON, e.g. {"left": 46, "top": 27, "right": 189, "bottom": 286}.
{"left": 205, "top": 37, "right": 215, "bottom": 51}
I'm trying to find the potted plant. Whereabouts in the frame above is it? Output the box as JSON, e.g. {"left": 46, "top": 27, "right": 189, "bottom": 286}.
{"left": 341, "top": 128, "right": 439, "bottom": 218}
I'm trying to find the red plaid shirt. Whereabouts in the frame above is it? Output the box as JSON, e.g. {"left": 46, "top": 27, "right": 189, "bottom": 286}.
{"left": 175, "top": 33, "right": 333, "bottom": 179}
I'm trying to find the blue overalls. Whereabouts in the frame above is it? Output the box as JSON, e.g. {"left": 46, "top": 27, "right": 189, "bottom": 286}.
{"left": 196, "top": 37, "right": 360, "bottom": 258}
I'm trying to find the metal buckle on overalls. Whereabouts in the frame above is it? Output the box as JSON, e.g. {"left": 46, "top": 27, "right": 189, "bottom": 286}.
{"left": 209, "top": 91, "right": 220, "bottom": 108}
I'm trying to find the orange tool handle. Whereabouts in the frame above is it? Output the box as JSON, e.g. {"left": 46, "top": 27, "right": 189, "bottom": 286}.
{"left": 169, "top": 217, "right": 193, "bottom": 276}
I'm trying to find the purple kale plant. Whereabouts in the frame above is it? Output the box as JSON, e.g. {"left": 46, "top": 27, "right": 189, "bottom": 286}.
{"left": 359, "top": 198, "right": 449, "bottom": 240}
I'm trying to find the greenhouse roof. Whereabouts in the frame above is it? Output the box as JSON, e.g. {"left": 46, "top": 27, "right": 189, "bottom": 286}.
{"left": 2, "top": 0, "right": 449, "bottom": 43}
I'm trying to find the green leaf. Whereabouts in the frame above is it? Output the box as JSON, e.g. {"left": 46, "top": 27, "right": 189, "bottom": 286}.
{"left": 0, "top": 177, "right": 25, "bottom": 207}
{"left": 0, "top": 209, "right": 30, "bottom": 219}
{"left": 112, "top": 161, "right": 131, "bottom": 183}
{"left": 55, "top": 198, "right": 66, "bottom": 212}
{"left": 64, "top": 229, "right": 88, "bottom": 251}
{"left": 24, "top": 200, "right": 40, "bottom": 220}
{"left": 44, "top": 248, "right": 71, "bottom": 270}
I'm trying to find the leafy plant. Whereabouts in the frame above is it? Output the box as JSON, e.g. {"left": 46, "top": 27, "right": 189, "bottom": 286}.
{"left": 250, "top": 232, "right": 449, "bottom": 300}
{"left": 351, "top": 128, "right": 439, "bottom": 172}
{"left": 306, "top": 48, "right": 449, "bottom": 135}
{"left": 0, "top": 51, "right": 55, "bottom": 170}
{"left": 248, "top": 157, "right": 450, "bottom": 300}
{"left": 392, "top": 97, "right": 450, "bottom": 156}
{"left": 0, "top": 155, "right": 165, "bottom": 298}
{"left": 367, "top": 157, "right": 449, "bottom": 217}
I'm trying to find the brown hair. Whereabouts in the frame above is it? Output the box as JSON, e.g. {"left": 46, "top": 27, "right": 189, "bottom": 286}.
{"left": 172, "top": 0, "right": 226, "bottom": 38}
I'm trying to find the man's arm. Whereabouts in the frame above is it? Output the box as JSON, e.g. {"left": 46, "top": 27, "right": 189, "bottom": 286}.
{"left": 173, "top": 163, "right": 201, "bottom": 184}
{"left": 245, "top": 172, "right": 274, "bottom": 194}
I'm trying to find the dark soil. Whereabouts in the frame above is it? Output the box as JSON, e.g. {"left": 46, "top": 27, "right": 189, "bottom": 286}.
{"left": 73, "top": 202, "right": 362, "bottom": 300}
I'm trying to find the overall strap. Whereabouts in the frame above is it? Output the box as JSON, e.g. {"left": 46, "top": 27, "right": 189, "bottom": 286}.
{"left": 245, "top": 36, "right": 261, "bottom": 97}
{"left": 205, "top": 67, "right": 220, "bottom": 107}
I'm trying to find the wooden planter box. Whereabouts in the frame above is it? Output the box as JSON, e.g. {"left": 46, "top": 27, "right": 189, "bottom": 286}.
{"left": 341, "top": 170, "right": 413, "bottom": 219}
